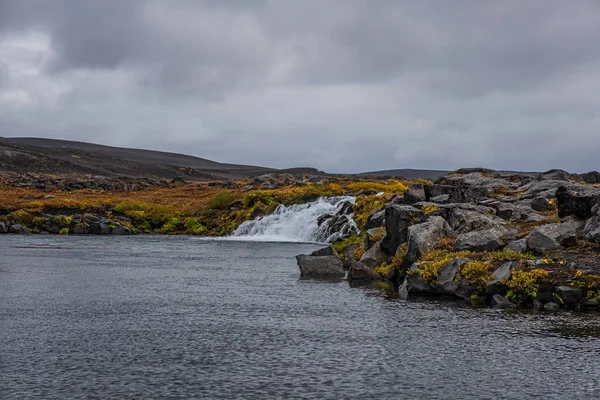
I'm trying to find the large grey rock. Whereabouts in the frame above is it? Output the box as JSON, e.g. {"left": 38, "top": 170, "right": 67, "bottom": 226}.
{"left": 0, "top": 221, "right": 8, "bottom": 233}
{"left": 359, "top": 241, "right": 389, "bottom": 269}
{"left": 583, "top": 203, "right": 600, "bottom": 243}
{"left": 364, "top": 228, "right": 384, "bottom": 250}
{"left": 365, "top": 209, "right": 385, "bottom": 229}
{"left": 556, "top": 185, "right": 600, "bottom": 219}
{"left": 347, "top": 261, "right": 379, "bottom": 282}
{"left": 496, "top": 202, "right": 516, "bottom": 220}
{"left": 9, "top": 224, "right": 30, "bottom": 234}
{"left": 454, "top": 227, "right": 517, "bottom": 252}
{"left": 531, "top": 197, "right": 553, "bottom": 212}
{"left": 506, "top": 238, "right": 527, "bottom": 253}
{"left": 447, "top": 208, "right": 505, "bottom": 233}
{"left": 454, "top": 280, "right": 477, "bottom": 300}
{"left": 554, "top": 286, "right": 581, "bottom": 305}
{"left": 430, "top": 194, "right": 450, "bottom": 204}
{"left": 399, "top": 267, "right": 438, "bottom": 299}
{"left": 381, "top": 204, "right": 422, "bottom": 255}
{"left": 436, "top": 258, "right": 469, "bottom": 294}
{"left": 404, "top": 216, "right": 453, "bottom": 266}
{"left": 526, "top": 220, "right": 582, "bottom": 253}
{"left": 491, "top": 294, "right": 517, "bottom": 309}
{"left": 403, "top": 185, "right": 426, "bottom": 205}
{"left": 311, "top": 246, "right": 336, "bottom": 256}
{"left": 296, "top": 255, "right": 345, "bottom": 277}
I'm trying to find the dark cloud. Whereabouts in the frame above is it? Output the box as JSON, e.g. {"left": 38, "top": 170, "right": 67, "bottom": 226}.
{"left": 0, "top": 0, "right": 599, "bottom": 172}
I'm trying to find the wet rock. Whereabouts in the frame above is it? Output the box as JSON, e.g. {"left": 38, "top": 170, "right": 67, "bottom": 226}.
{"left": 454, "top": 227, "right": 517, "bottom": 252}
{"left": 544, "top": 302, "right": 560, "bottom": 311}
{"left": 90, "top": 222, "right": 110, "bottom": 235}
{"left": 454, "top": 280, "right": 477, "bottom": 300}
{"left": 9, "top": 224, "right": 30, "bottom": 234}
{"left": 359, "top": 241, "right": 390, "bottom": 269}
{"left": 347, "top": 261, "right": 379, "bottom": 282}
{"left": 530, "top": 197, "right": 553, "bottom": 212}
{"left": 404, "top": 216, "right": 453, "bottom": 266}
{"left": 311, "top": 246, "right": 336, "bottom": 256}
{"left": 533, "top": 299, "right": 544, "bottom": 311}
{"left": 111, "top": 225, "right": 132, "bottom": 235}
{"left": 491, "top": 294, "right": 517, "bottom": 309}
{"left": 381, "top": 204, "right": 422, "bottom": 255}
{"left": 554, "top": 286, "right": 581, "bottom": 305}
{"left": 0, "top": 221, "right": 7, "bottom": 233}
{"left": 583, "top": 299, "right": 599, "bottom": 309}
{"left": 73, "top": 223, "right": 90, "bottom": 235}
{"left": 296, "top": 255, "right": 345, "bottom": 277}
{"left": 436, "top": 258, "right": 469, "bottom": 294}
{"left": 526, "top": 221, "right": 582, "bottom": 253}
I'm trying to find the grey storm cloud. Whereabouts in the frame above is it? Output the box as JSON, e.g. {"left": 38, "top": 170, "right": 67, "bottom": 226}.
{"left": 0, "top": 0, "right": 599, "bottom": 173}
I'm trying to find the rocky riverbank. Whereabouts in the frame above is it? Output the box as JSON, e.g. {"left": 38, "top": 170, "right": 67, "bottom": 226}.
{"left": 297, "top": 169, "right": 600, "bottom": 312}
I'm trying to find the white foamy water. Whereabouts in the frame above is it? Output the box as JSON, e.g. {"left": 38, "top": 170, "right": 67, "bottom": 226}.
{"left": 230, "top": 196, "right": 357, "bottom": 243}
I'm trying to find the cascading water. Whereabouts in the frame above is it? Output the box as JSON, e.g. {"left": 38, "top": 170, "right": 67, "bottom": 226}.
{"left": 230, "top": 196, "right": 358, "bottom": 243}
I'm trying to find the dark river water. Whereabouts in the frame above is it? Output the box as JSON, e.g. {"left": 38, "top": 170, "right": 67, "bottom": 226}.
{"left": 1, "top": 236, "right": 600, "bottom": 399}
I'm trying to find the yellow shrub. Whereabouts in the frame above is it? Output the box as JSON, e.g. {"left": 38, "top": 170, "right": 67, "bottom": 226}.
{"left": 505, "top": 269, "right": 549, "bottom": 299}
{"left": 374, "top": 262, "right": 393, "bottom": 276}
{"left": 347, "top": 180, "right": 408, "bottom": 194}
{"left": 459, "top": 260, "right": 493, "bottom": 288}
{"left": 488, "top": 248, "right": 535, "bottom": 262}
{"left": 416, "top": 249, "right": 473, "bottom": 282}
{"left": 422, "top": 204, "right": 439, "bottom": 215}
{"left": 353, "top": 246, "right": 366, "bottom": 261}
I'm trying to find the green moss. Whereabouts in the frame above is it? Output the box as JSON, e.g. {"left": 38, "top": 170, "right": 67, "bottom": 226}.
{"left": 59, "top": 227, "right": 69, "bottom": 235}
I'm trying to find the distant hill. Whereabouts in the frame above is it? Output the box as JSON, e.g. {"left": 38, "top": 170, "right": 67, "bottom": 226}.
{"left": 0, "top": 137, "right": 273, "bottom": 180}
{"left": 0, "top": 137, "right": 451, "bottom": 181}
{"left": 357, "top": 168, "right": 449, "bottom": 180}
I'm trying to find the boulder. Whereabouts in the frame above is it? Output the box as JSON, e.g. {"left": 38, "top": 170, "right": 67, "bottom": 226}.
{"left": 342, "top": 243, "right": 362, "bottom": 262}
{"left": 554, "top": 286, "right": 581, "bottom": 305}
{"left": 404, "top": 216, "right": 453, "bottom": 266}
{"left": 73, "top": 223, "right": 90, "bottom": 235}
{"left": 526, "top": 221, "right": 582, "bottom": 253}
{"left": 365, "top": 209, "right": 385, "bottom": 229}
{"left": 583, "top": 203, "right": 600, "bottom": 243}
{"left": 486, "top": 262, "right": 515, "bottom": 296}
{"left": 430, "top": 194, "right": 450, "bottom": 204}
{"left": 530, "top": 197, "right": 553, "bottom": 212}
{"left": 311, "top": 246, "right": 336, "bottom": 256}
{"left": 0, "top": 221, "right": 7, "bottom": 233}
{"left": 496, "top": 202, "right": 516, "bottom": 220}
{"left": 447, "top": 208, "right": 505, "bottom": 233}
{"left": 381, "top": 204, "right": 422, "bottom": 255}
{"left": 579, "top": 171, "right": 600, "bottom": 184}
{"left": 347, "top": 261, "right": 379, "bottom": 282}
{"left": 364, "top": 228, "right": 384, "bottom": 250}
{"left": 90, "top": 222, "right": 110, "bottom": 235}
{"left": 556, "top": 185, "right": 600, "bottom": 219}
{"left": 436, "top": 258, "right": 469, "bottom": 294}
{"left": 491, "top": 294, "right": 517, "bottom": 309}
{"left": 296, "top": 255, "right": 345, "bottom": 277}
{"left": 454, "top": 280, "right": 477, "bottom": 300}
{"left": 111, "top": 225, "right": 132, "bottom": 235}
{"left": 454, "top": 227, "right": 517, "bottom": 252}
{"left": 402, "top": 185, "right": 426, "bottom": 205}
{"left": 398, "top": 269, "right": 438, "bottom": 299}
{"left": 506, "top": 239, "right": 527, "bottom": 253}
{"left": 359, "top": 241, "right": 390, "bottom": 269}
{"left": 9, "top": 224, "right": 30, "bottom": 234}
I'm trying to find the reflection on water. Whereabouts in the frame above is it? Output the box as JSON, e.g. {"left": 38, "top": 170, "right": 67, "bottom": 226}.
{"left": 1, "top": 235, "right": 599, "bottom": 399}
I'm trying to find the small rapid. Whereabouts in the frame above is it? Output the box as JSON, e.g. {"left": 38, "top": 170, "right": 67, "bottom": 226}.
{"left": 230, "top": 196, "right": 357, "bottom": 243}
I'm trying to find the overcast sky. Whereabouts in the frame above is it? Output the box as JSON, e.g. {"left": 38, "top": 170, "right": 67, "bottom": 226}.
{"left": 1, "top": 0, "right": 599, "bottom": 173}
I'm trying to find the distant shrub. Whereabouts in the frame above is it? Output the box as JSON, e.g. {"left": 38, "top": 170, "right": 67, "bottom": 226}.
{"left": 59, "top": 227, "right": 69, "bottom": 235}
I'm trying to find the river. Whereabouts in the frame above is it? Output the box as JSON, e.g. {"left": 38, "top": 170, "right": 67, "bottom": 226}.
{"left": 1, "top": 235, "right": 599, "bottom": 399}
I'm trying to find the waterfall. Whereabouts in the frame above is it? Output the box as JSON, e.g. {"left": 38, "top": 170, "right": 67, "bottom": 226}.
{"left": 230, "top": 196, "right": 358, "bottom": 243}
